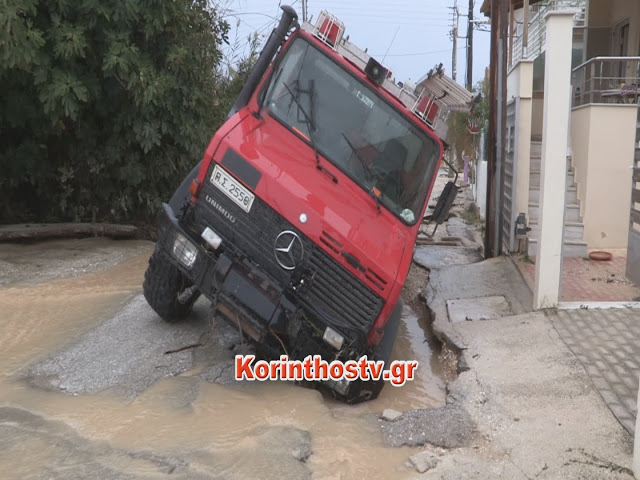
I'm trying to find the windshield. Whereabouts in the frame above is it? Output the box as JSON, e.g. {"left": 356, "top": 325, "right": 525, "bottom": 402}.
{"left": 263, "top": 36, "right": 441, "bottom": 225}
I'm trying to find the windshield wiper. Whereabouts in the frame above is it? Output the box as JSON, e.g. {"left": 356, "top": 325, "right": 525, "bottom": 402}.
{"left": 341, "top": 133, "right": 381, "bottom": 213}
{"left": 282, "top": 81, "right": 338, "bottom": 184}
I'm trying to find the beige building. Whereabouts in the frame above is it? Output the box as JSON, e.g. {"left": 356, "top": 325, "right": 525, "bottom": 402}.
{"left": 488, "top": 0, "right": 639, "bottom": 287}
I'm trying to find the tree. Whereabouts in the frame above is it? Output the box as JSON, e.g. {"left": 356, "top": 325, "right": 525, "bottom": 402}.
{"left": 0, "top": 0, "right": 232, "bottom": 223}
{"left": 445, "top": 77, "right": 489, "bottom": 172}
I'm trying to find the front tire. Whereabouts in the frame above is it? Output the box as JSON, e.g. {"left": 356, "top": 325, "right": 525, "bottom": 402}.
{"left": 342, "top": 301, "right": 404, "bottom": 404}
{"left": 143, "top": 249, "right": 200, "bottom": 322}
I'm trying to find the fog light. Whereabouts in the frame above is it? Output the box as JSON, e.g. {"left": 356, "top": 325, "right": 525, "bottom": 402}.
{"left": 327, "top": 378, "right": 350, "bottom": 395}
{"left": 173, "top": 233, "right": 198, "bottom": 268}
{"left": 201, "top": 226, "right": 222, "bottom": 250}
{"left": 323, "top": 327, "right": 344, "bottom": 350}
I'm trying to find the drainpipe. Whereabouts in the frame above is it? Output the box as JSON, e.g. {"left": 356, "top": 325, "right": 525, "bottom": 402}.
{"left": 227, "top": 6, "right": 298, "bottom": 118}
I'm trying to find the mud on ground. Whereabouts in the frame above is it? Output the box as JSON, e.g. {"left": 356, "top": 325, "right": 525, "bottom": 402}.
{"left": 0, "top": 235, "right": 451, "bottom": 479}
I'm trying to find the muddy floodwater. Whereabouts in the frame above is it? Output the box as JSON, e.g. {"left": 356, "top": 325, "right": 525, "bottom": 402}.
{"left": 0, "top": 238, "right": 446, "bottom": 479}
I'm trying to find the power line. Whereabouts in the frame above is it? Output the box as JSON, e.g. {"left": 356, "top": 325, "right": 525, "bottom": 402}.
{"left": 382, "top": 26, "right": 401, "bottom": 63}
{"left": 373, "top": 46, "right": 465, "bottom": 58}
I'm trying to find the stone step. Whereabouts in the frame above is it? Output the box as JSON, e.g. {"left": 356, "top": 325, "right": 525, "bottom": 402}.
{"left": 530, "top": 170, "right": 575, "bottom": 189}
{"left": 529, "top": 154, "right": 574, "bottom": 168}
{"left": 527, "top": 238, "right": 588, "bottom": 258}
{"left": 530, "top": 141, "right": 542, "bottom": 159}
{"left": 528, "top": 202, "right": 581, "bottom": 223}
{"left": 527, "top": 220, "right": 585, "bottom": 240}
{"left": 529, "top": 186, "right": 578, "bottom": 204}
{"left": 529, "top": 159, "right": 574, "bottom": 173}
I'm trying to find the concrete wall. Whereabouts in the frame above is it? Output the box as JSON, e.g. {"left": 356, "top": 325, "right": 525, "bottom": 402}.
{"left": 587, "top": 0, "right": 640, "bottom": 57}
{"left": 571, "top": 106, "right": 591, "bottom": 213}
{"left": 531, "top": 94, "right": 544, "bottom": 140}
{"left": 570, "top": 104, "right": 636, "bottom": 249}
{"left": 534, "top": 12, "right": 575, "bottom": 310}
{"left": 609, "top": 0, "right": 640, "bottom": 56}
{"left": 508, "top": 60, "right": 535, "bottom": 218}
{"left": 476, "top": 160, "right": 488, "bottom": 221}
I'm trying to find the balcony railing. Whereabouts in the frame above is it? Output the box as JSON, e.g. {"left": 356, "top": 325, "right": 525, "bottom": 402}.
{"left": 512, "top": 0, "right": 585, "bottom": 65}
{"left": 572, "top": 57, "right": 640, "bottom": 107}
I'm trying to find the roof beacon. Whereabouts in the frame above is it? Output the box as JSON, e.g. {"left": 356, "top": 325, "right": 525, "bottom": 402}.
{"left": 413, "top": 92, "right": 440, "bottom": 127}
{"left": 314, "top": 10, "right": 345, "bottom": 49}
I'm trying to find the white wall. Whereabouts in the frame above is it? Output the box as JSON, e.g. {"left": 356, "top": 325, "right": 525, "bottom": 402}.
{"left": 534, "top": 11, "right": 575, "bottom": 310}
{"left": 508, "top": 60, "right": 534, "bottom": 219}
{"left": 476, "top": 160, "right": 488, "bottom": 220}
{"left": 570, "top": 104, "right": 636, "bottom": 249}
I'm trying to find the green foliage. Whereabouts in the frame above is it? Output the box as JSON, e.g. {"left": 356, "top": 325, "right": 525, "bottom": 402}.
{"left": 461, "top": 203, "right": 480, "bottom": 225}
{"left": 446, "top": 77, "right": 489, "bottom": 171}
{"left": 0, "top": 0, "right": 245, "bottom": 223}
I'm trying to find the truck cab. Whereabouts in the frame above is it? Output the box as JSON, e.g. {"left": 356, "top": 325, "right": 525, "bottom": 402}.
{"left": 143, "top": 6, "right": 452, "bottom": 403}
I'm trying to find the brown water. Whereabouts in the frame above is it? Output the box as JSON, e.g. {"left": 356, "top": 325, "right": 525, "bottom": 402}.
{"left": 0, "top": 239, "right": 446, "bottom": 479}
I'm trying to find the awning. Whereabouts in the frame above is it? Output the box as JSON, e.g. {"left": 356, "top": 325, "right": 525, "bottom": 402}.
{"left": 480, "top": 0, "right": 545, "bottom": 17}
{"left": 416, "top": 67, "right": 475, "bottom": 113}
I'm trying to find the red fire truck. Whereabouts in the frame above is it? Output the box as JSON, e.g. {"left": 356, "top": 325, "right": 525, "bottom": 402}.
{"left": 143, "top": 6, "right": 461, "bottom": 403}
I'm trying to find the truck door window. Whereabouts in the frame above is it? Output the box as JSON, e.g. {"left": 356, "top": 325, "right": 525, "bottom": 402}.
{"left": 264, "top": 37, "right": 440, "bottom": 225}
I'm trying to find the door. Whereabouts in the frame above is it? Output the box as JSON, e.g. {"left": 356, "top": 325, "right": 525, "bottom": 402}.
{"left": 613, "top": 21, "right": 629, "bottom": 80}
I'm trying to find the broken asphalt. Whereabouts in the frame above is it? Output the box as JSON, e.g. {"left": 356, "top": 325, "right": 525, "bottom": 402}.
{"left": 380, "top": 178, "right": 636, "bottom": 478}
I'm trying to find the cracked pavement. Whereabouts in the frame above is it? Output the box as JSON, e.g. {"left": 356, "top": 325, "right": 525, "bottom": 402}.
{"left": 397, "top": 184, "right": 636, "bottom": 479}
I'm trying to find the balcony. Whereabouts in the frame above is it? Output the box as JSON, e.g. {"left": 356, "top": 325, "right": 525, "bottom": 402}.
{"left": 572, "top": 57, "right": 640, "bottom": 107}
{"left": 511, "top": 0, "right": 585, "bottom": 66}
{"left": 569, "top": 56, "right": 638, "bottom": 252}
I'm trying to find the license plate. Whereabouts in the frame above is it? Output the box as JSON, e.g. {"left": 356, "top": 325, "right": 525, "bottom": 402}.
{"left": 210, "top": 165, "right": 255, "bottom": 213}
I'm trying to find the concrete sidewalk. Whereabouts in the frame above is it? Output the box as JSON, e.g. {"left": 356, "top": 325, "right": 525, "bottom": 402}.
{"left": 406, "top": 185, "right": 636, "bottom": 478}
{"left": 552, "top": 308, "right": 640, "bottom": 435}
{"left": 415, "top": 251, "right": 635, "bottom": 478}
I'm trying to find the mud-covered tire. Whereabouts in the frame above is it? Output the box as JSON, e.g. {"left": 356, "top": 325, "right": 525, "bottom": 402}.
{"left": 341, "top": 301, "right": 404, "bottom": 404}
{"left": 143, "top": 249, "right": 200, "bottom": 322}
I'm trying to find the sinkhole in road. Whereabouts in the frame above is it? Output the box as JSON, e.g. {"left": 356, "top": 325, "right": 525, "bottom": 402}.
{"left": 0, "top": 238, "right": 447, "bottom": 479}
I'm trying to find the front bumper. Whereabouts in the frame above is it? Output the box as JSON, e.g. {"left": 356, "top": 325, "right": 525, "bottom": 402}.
{"left": 156, "top": 202, "right": 392, "bottom": 402}
{"left": 156, "top": 202, "right": 339, "bottom": 356}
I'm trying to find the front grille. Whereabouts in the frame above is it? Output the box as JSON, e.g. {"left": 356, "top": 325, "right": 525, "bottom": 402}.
{"left": 302, "top": 247, "right": 384, "bottom": 337}
{"left": 194, "top": 184, "right": 300, "bottom": 285}
{"left": 194, "top": 174, "right": 383, "bottom": 337}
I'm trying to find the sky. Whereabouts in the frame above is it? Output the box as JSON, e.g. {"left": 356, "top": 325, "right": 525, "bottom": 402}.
{"left": 218, "top": 0, "right": 490, "bottom": 91}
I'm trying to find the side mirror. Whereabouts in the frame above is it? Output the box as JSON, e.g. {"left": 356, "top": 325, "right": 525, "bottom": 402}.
{"left": 432, "top": 181, "right": 458, "bottom": 225}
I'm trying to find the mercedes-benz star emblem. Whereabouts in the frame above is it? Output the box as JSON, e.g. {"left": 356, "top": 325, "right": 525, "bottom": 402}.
{"left": 274, "top": 231, "right": 304, "bottom": 271}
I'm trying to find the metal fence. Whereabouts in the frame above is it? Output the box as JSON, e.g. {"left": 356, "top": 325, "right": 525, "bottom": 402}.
{"left": 627, "top": 110, "right": 640, "bottom": 286}
{"left": 502, "top": 100, "right": 517, "bottom": 252}
{"left": 572, "top": 57, "right": 640, "bottom": 107}
{"left": 512, "top": 0, "right": 585, "bottom": 65}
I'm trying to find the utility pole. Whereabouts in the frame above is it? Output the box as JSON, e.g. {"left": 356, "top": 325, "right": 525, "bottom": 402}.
{"left": 497, "top": 0, "right": 509, "bottom": 255}
{"left": 449, "top": 1, "right": 459, "bottom": 81}
{"left": 485, "top": 0, "right": 509, "bottom": 258}
{"left": 466, "top": 0, "right": 474, "bottom": 90}
{"left": 302, "top": 0, "right": 307, "bottom": 23}
{"left": 485, "top": 0, "right": 500, "bottom": 258}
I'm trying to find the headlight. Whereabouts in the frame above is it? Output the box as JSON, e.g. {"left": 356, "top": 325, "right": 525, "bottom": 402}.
{"left": 172, "top": 233, "right": 198, "bottom": 269}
